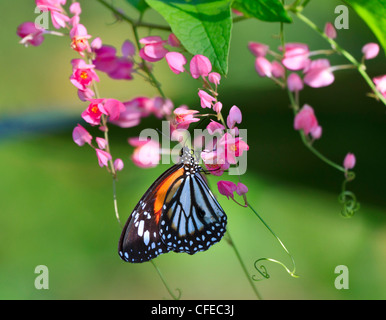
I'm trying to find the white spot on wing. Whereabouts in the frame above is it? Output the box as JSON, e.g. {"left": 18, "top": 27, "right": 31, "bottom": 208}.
{"left": 138, "top": 220, "right": 144, "bottom": 237}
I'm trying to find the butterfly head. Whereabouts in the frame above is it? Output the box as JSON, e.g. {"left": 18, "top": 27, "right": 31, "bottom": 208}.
{"left": 179, "top": 147, "right": 201, "bottom": 175}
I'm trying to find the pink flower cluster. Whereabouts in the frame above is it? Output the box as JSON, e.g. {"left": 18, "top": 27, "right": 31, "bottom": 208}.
{"left": 249, "top": 22, "right": 380, "bottom": 90}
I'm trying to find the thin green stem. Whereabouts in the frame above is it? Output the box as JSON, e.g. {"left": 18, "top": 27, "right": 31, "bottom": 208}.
{"left": 248, "top": 204, "right": 298, "bottom": 280}
{"left": 96, "top": 0, "right": 171, "bottom": 31}
{"left": 226, "top": 230, "right": 263, "bottom": 300}
{"left": 294, "top": 11, "right": 386, "bottom": 106}
{"left": 150, "top": 260, "right": 181, "bottom": 300}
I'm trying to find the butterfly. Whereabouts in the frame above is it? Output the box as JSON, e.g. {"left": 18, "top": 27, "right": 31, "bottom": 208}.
{"left": 118, "top": 147, "right": 227, "bottom": 263}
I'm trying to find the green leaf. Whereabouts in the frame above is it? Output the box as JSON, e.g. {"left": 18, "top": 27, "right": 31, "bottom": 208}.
{"left": 343, "top": 0, "right": 386, "bottom": 54}
{"left": 126, "top": 0, "right": 149, "bottom": 13}
{"left": 145, "top": 0, "right": 232, "bottom": 75}
{"left": 232, "top": 0, "right": 292, "bottom": 23}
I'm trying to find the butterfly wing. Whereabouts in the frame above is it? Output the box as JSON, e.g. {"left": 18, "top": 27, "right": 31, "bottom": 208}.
{"left": 159, "top": 172, "right": 227, "bottom": 255}
{"left": 118, "top": 163, "right": 185, "bottom": 263}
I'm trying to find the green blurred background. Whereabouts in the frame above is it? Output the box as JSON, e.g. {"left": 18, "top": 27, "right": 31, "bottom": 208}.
{"left": 1, "top": 0, "right": 385, "bottom": 300}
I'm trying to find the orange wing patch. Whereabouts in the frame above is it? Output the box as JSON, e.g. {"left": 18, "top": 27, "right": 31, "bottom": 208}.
{"left": 153, "top": 167, "right": 184, "bottom": 223}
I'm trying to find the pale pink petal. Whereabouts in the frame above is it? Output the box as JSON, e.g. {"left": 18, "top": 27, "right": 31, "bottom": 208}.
{"left": 362, "top": 43, "right": 380, "bottom": 60}
{"left": 324, "top": 22, "right": 337, "bottom": 39}
{"left": 207, "top": 120, "right": 225, "bottom": 135}
{"left": 287, "top": 73, "right": 304, "bottom": 92}
{"left": 96, "top": 137, "right": 107, "bottom": 149}
{"left": 190, "top": 55, "right": 212, "bottom": 79}
{"left": 122, "top": 40, "right": 136, "bottom": 57}
{"left": 165, "top": 52, "right": 186, "bottom": 74}
{"left": 236, "top": 182, "right": 248, "bottom": 196}
{"left": 304, "top": 59, "right": 335, "bottom": 88}
{"left": 217, "top": 180, "right": 237, "bottom": 199}
{"left": 208, "top": 72, "right": 221, "bottom": 85}
{"left": 102, "top": 99, "right": 125, "bottom": 121}
{"left": 96, "top": 148, "right": 112, "bottom": 167}
{"left": 294, "top": 104, "right": 319, "bottom": 135}
{"left": 255, "top": 57, "right": 272, "bottom": 77}
{"left": 282, "top": 43, "right": 310, "bottom": 71}
{"left": 114, "top": 158, "right": 124, "bottom": 171}
{"left": 227, "top": 105, "right": 242, "bottom": 129}
{"left": 343, "top": 153, "right": 356, "bottom": 170}
{"left": 72, "top": 124, "right": 92, "bottom": 146}
{"left": 248, "top": 42, "right": 269, "bottom": 57}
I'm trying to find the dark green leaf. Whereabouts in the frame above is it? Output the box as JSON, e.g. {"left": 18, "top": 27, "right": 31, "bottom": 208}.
{"left": 343, "top": 0, "right": 386, "bottom": 54}
{"left": 232, "top": 0, "right": 292, "bottom": 23}
{"left": 126, "top": 0, "right": 149, "bottom": 13}
{"left": 145, "top": 0, "right": 232, "bottom": 75}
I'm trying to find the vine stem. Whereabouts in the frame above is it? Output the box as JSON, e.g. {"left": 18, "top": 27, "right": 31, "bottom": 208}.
{"left": 248, "top": 204, "right": 298, "bottom": 279}
{"left": 293, "top": 11, "right": 386, "bottom": 106}
{"left": 150, "top": 260, "right": 181, "bottom": 300}
{"left": 226, "top": 230, "right": 263, "bottom": 300}
{"left": 86, "top": 57, "right": 122, "bottom": 224}
{"left": 96, "top": 0, "right": 172, "bottom": 31}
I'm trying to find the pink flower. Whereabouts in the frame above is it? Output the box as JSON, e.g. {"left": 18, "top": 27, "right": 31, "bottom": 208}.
{"left": 227, "top": 105, "right": 242, "bottom": 129}
{"left": 72, "top": 124, "right": 92, "bottom": 146}
{"left": 208, "top": 72, "right": 221, "bottom": 85}
{"left": 310, "top": 125, "right": 322, "bottom": 140}
{"left": 343, "top": 153, "right": 356, "bottom": 170}
{"left": 81, "top": 99, "right": 106, "bottom": 125}
{"left": 114, "top": 158, "right": 124, "bottom": 171}
{"left": 304, "top": 59, "right": 335, "bottom": 88}
{"left": 108, "top": 57, "right": 134, "bottom": 80}
{"left": 294, "top": 104, "right": 320, "bottom": 136}
{"left": 213, "top": 101, "right": 223, "bottom": 113}
{"left": 324, "top": 22, "right": 337, "bottom": 39}
{"left": 167, "top": 33, "right": 181, "bottom": 47}
{"left": 218, "top": 133, "right": 249, "bottom": 164}
{"left": 129, "top": 138, "right": 160, "bottom": 168}
{"left": 36, "top": 0, "right": 70, "bottom": 29}
{"left": 96, "top": 148, "right": 112, "bottom": 167}
{"left": 96, "top": 137, "right": 107, "bottom": 149}
{"left": 248, "top": 42, "right": 269, "bottom": 57}
{"left": 139, "top": 36, "right": 168, "bottom": 62}
{"left": 165, "top": 52, "right": 187, "bottom": 74}
{"left": 152, "top": 97, "right": 174, "bottom": 119}
{"left": 206, "top": 120, "right": 225, "bottom": 135}
{"left": 69, "top": 2, "right": 81, "bottom": 16}
{"left": 271, "top": 61, "right": 285, "bottom": 78}
{"left": 236, "top": 182, "right": 248, "bottom": 196}
{"left": 122, "top": 40, "right": 136, "bottom": 57}
{"left": 109, "top": 100, "right": 142, "bottom": 128}
{"left": 103, "top": 98, "right": 125, "bottom": 121}
{"left": 190, "top": 55, "right": 212, "bottom": 79}
{"left": 70, "top": 59, "right": 99, "bottom": 90}
{"left": 201, "top": 151, "right": 229, "bottom": 176}
{"left": 92, "top": 42, "right": 134, "bottom": 80}
{"left": 362, "top": 43, "right": 380, "bottom": 60}
{"left": 287, "top": 73, "right": 304, "bottom": 92}
{"left": 78, "top": 88, "right": 95, "bottom": 101}
{"left": 281, "top": 43, "right": 310, "bottom": 71}
{"left": 17, "top": 22, "right": 45, "bottom": 47}
{"left": 198, "top": 90, "right": 216, "bottom": 109}
{"left": 70, "top": 24, "right": 91, "bottom": 55}
{"left": 93, "top": 45, "right": 118, "bottom": 73}
{"left": 373, "top": 75, "right": 386, "bottom": 98}
{"left": 255, "top": 57, "right": 272, "bottom": 77}
{"left": 217, "top": 180, "right": 237, "bottom": 199}
{"left": 173, "top": 106, "right": 200, "bottom": 130}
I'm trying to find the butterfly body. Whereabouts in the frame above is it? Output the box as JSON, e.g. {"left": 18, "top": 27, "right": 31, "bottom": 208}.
{"left": 118, "top": 147, "right": 227, "bottom": 263}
